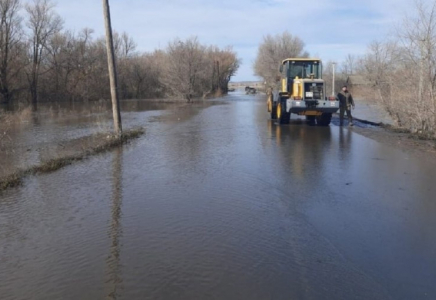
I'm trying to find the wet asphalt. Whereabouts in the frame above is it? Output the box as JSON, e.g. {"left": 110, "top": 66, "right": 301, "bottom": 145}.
{"left": 0, "top": 91, "right": 435, "bottom": 300}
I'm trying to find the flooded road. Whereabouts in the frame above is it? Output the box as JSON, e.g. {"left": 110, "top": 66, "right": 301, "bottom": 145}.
{"left": 1, "top": 92, "right": 436, "bottom": 299}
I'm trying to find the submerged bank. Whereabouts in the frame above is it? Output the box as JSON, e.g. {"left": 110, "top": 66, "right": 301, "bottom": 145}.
{"left": 0, "top": 97, "right": 229, "bottom": 192}
{"left": 342, "top": 98, "right": 436, "bottom": 153}
{"left": 0, "top": 128, "right": 144, "bottom": 191}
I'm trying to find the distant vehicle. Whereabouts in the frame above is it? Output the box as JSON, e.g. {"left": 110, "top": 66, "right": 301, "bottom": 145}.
{"left": 245, "top": 86, "right": 256, "bottom": 94}
{"left": 228, "top": 88, "right": 236, "bottom": 92}
{"left": 267, "top": 58, "right": 339, "bottom": 125}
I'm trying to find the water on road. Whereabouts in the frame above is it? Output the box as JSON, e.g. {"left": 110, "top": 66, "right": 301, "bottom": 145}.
{"left": 1, "top": 92, "right": 435, "bottom": 300}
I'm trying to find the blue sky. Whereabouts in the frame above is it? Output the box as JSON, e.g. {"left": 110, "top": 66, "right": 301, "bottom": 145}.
{"left": 48, "top": 0, "right": 414, "bottom": 81}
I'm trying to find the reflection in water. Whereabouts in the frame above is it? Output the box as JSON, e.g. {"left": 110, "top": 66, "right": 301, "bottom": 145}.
{"left": 273, "top": 122, "right": 332, "bottom": 180}
{"left": 1, "top": 99, "right": 179, "bottom": 114}
{"left": 105, "top": 147, "right": 123, "bottom": 299}
{"left": 0, "top": 99, "right": 187, "bottom": 178}
{"left": 338, "top": 127, "right": 353, "bottom": 170}
{"left": 31, "top": 113, "right": 41, "bottom": 127}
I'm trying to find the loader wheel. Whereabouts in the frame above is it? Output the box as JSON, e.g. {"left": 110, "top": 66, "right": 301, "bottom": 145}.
{"left": 277, "top": 100, "right": 290, "bottom": 124}
{"left": 268, "top": 95, "right": 277, "bottom": 119}
{"left": 271, "top": 102, "right": 278, "bottom": 119}
{"left": 316, "top": 113, "right": 332, "bottom": 126}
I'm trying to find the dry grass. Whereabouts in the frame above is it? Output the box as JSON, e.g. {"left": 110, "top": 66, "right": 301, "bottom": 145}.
{"left": 0, "top": 173, "right": 22, "bottom": 190}
{"left": 0, "top": 128, "right": 144, "bottom": 192}
{"left": 382, "top": 124, "right": 436, "bottom": 141}
{"left": 0, "top": 106, "right": 33, "bottom": 124}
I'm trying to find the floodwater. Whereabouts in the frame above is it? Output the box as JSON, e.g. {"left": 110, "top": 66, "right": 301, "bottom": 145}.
{"left": 0, "top": 100, "right": 198, "bottom": 176}
{"left": 1, "top": 91, "right": 435, "bottom": 300}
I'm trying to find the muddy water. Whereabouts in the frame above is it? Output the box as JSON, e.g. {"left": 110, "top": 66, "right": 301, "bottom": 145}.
{"left": 0, "top": 100, "right": 198, "bottom": 177}
{"left": 1, "top": 91, "right": 436, "bottom": 300}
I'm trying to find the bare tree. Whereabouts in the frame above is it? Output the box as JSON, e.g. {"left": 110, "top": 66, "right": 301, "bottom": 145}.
{"left": 125, "top": 53, "right": 162, "bottom": 98}
{"left": 114, "top": 32, "right": 137, "bottom": 98}
{"left": 205, "top": 45, "right": 240, "bottom": 96}
{"left": 0, "top": 0, "right": 23, "bottom": 103}
{"left": 355, "top": 0, "right": 436, "bottom": 135}
{"left": 254, "top": 31, "right": 308, "bottom": 86}
{"left": 398, "top": 0, "right": 436, "bottom": 133}
{"left": 25, "top": 0, "right": 62, "bottom": 107}
{"left": 114, "top": 31, "right": 136, "bottom": 59}
{"left": 161, "top": 37, "right": 207, "bottom": 102}
{"left": 341, "top": 54, "right": 356, "bottom": 77}
{"left": 68, "top": 28, "right": 96, "bottom": 100}
{"left": 44, "top": 30, "right": 72, "bottom": 98}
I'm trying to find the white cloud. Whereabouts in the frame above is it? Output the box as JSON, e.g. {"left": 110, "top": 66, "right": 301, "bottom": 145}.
{"left": 29, "top": 0, "right": 415, "bottom": 80}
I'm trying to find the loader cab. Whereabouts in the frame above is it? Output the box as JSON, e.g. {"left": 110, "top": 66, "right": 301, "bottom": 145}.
{"left": 280, "top": 59, "right": 322, "bottom": 80}
{"left": 279, "top": 59, "right": 323, "bottom": 96}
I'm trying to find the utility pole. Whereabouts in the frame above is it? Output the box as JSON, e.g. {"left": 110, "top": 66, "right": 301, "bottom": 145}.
{"left": 332, "top": 62, "right": 336, "bottom": 96}
{"left": 216, "top": 61, "right": 220, "bottom": 91}
{"left": 103, "top": 0, "right": 122, "bottom": 136}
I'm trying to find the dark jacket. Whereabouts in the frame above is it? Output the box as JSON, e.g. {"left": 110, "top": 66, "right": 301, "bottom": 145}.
{"left": 337, "top": 91, "right": 354, "bottom": 107}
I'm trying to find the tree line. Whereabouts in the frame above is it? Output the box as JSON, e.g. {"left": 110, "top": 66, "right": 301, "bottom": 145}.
{"left": 320, "top": 0, "right": 436, "bottom": 137}
{"left": 346, "top": 0, "right": 436, "bottom": 137}
{"left": 0, "top": 0, "right": 240, "bottom": 107}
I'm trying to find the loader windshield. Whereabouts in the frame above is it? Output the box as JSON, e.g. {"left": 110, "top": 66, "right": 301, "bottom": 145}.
{"left": 287, "top": 60, "right": 321, "bottom": 79}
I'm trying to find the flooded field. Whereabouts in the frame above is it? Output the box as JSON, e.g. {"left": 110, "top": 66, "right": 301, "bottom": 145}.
{"left": 0, "top": 99, "right": 206, "bottom": 178}
{"left": 1, "top": 91, "right": 435, "bottom": 299}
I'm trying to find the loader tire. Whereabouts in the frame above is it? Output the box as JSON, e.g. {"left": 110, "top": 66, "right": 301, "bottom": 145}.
{"left": 277, "top": 100, "right": 290, "bottom": 124}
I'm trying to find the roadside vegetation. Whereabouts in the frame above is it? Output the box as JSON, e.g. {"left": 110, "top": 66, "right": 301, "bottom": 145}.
{"left": 334, "top": 1, "right": 436, "bottom": 138}
{"left": 0, "top": 0, "right": 240, "bottom": 109}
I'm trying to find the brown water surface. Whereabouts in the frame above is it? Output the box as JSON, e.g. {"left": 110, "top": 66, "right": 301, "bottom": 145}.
{"left": 1, "top": 92, "right": 435, "bottom": 299}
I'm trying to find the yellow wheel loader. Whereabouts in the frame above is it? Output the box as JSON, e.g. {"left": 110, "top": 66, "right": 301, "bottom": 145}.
{"left": 268, "top": 58, "right": 339, "bottom": 125}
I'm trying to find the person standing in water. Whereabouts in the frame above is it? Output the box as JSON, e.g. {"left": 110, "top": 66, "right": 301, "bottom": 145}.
{"left": 337, "top": 85, "right": 355, "bottom": 126}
